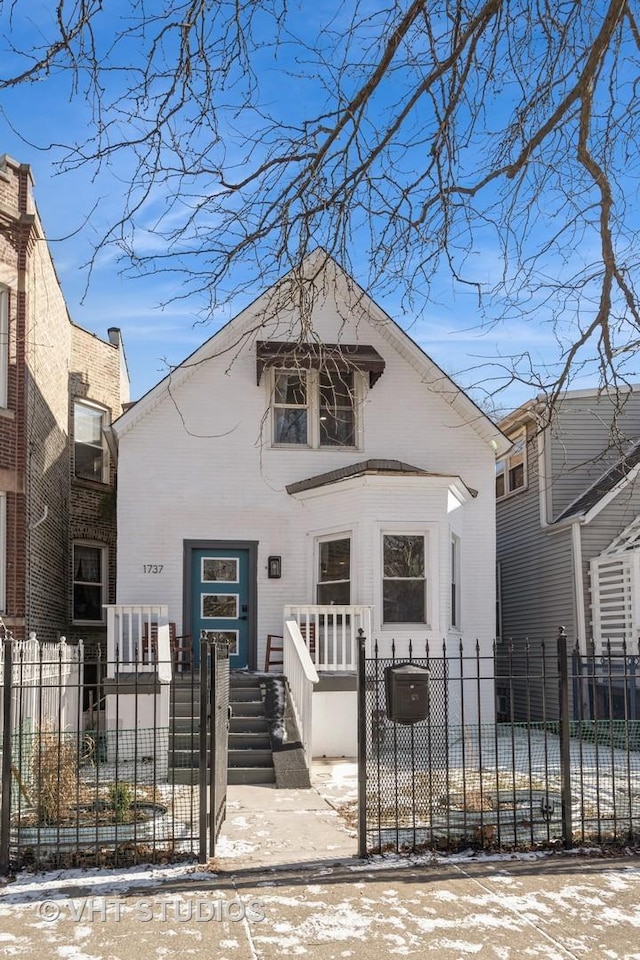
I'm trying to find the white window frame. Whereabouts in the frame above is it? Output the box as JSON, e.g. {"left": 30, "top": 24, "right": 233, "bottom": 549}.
{"left": 316, "top": 532, "right": 352, "bottom": 605}
{"left": 496, "top": 428, "right": 527, "bottom": 500}
{"left": 270, "top": 368, "right": 360, "bottom": 449}
{"left": 74, "top": 399, "right": 110, "bottom": 483}
{"left": 450, "top": 534, "right": 461, "bottom": 630}
{"left": 381, "top": 531, "right": 428, "bottom": 626}
{"left": 72, "top": 541, "right": 107, "bottom": 624}
{"left": 0, "top": 493, "right": 6, "bottom": 612}
{"left": 0, "top": 287, "right": 8, "bottom": 408}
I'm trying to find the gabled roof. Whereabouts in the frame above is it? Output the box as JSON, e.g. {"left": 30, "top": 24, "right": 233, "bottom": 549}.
{"left": 112, "top": 250, "right": 510, "bottom": 454}
{"left": 286, "top": 458, "right": 478, "bottom": 496}
{"left": 555, "top": 440, "right": 640, "bottom": 522}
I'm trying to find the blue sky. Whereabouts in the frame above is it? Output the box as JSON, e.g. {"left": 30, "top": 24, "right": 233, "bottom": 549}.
{"left": 0, "top": 3, "right": 626, "bottom": 413}
{"left": 1, "top": 107, "right": 559, "bottom": 412}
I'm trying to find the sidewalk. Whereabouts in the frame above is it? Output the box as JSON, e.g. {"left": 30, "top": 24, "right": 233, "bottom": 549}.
{"left": 2, "top": 761, "right": 640, "bottom": 958}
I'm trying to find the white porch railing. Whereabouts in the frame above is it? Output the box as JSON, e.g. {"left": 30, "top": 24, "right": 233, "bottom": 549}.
{"left": 283, "top": 605, "right": 373, "bottom": 671}
{"left": 283, "top": 617, "right": 319, "bottom": 764}
{"left": 105, "top": 604, "right": 172, "bottom": 681}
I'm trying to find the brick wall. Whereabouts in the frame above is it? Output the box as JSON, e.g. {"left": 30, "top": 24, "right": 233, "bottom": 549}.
{"left": 0, "top": 154, "right": 127, "bottom": 644}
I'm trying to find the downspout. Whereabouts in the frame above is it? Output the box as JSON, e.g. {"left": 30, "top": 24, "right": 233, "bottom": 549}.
{"left": 571, "top": 520, "right": 587, "bottom": 655}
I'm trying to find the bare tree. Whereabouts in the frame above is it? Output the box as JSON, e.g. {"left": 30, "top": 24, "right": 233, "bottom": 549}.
{"left": 2, "top": 0, "right": 640, "bottom": 403}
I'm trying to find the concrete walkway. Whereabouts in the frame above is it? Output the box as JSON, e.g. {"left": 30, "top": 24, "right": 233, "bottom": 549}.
{"left": 2, "top": 761, "right": 640, "bottom": 958}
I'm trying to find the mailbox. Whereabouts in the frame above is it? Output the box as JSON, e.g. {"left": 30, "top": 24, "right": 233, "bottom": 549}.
{"left": 384, "top": 662, "right": 430, "bottom": 724}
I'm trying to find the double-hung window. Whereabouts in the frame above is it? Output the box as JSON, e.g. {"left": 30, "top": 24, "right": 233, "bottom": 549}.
{"left": 272, "top": 368, "right": 357, "bottom": 448}
{"left": 0, "top": 287, "right": 8, "bottom": 408}
{"left": 74, "top": 401, "right": 109, "bottom": 483}
{"left": 0, "top": 492, "right": 5, "bottom": 612}
{"left": 273, "top": 372, "right": 309, "bottom": 445}
{"left": 451, "top": 534, "right": 460, "bottom": 629}
{"left": 496, "top": 429, "right": 526, "bottom": 498}
{"left": 317, "top": 536, "right": 351, "bottom": 604}
{"left": 72, "top": 543, "right": 106, "bottom": 622}
{"left": 382, "top": 534, "right": 427, "bottom": 624}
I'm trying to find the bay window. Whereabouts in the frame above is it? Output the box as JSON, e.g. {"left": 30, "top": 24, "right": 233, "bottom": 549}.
{"left": 317, "top": 536, "right": 351, "bottom": 604}
{"left": 383, "top": 534, "right": 426, "bottom": 623}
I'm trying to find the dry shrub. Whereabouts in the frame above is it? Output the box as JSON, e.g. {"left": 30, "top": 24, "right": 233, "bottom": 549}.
{"left": 32, "top": 724, "right": 77, "bottom": 824}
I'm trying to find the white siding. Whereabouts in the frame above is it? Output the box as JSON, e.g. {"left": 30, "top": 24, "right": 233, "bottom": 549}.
{"left": 115, "top": 287, "right": 497, "bottom": 675}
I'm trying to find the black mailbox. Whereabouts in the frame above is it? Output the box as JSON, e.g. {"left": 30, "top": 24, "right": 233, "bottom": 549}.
{"left": 384, "top": 663, "right": 430, "bottom": 724}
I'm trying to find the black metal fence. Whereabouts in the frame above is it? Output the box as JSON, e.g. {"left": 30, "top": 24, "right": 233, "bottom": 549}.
{"left": 0, "top": 632, "right": 230, "bottom": 873}
{"left": 358, "top": 630, "right": 640, "bottom": 856}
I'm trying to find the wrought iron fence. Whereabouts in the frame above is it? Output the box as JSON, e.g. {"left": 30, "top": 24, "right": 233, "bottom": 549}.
{"left": 0, "top": 632, "right": 230, "bottom": 873}
{"left": 358, "top": 631, "right": 640, "bottom": 856}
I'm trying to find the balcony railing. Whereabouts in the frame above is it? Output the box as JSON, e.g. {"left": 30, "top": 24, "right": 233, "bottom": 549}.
{"left": 283, "top": 605, "right": 373, "bottom": 672}
{"left": 105, "top": 604, "right": 172, "bottom": 680}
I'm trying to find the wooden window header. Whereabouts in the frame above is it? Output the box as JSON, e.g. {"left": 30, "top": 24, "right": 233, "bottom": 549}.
{"left": 256, "top": 341, "right": 385, "bottom": 388}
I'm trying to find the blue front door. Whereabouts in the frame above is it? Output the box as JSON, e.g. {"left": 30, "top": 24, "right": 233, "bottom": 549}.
{"left": 191, "top": 548, "right": 251, "bottom": 668}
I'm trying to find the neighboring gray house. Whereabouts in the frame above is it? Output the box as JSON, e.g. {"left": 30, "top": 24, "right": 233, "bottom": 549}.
{"left": 496, "top": 386, "right": 640, "bottom": 720}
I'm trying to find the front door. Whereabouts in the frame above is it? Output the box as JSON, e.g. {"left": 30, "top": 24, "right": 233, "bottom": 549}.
{"left": 190, "top": 547, "right": 251, "bottom": 669}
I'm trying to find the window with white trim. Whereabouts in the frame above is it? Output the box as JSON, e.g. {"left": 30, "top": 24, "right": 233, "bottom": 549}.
{"left": 0, "top": 493, "right": 6, "bottom": 612}
{"left": 72, "top": 543, "right": 107, "bottom": 622}
{"left": 317, "top": 536, "right": 351, "bottom": 604}
{"left": 0, "top": 287, "right": 8, "bottom": 408}
{"left": 451, "top": 534, "right": 460, "bottom": 629}
{"left": 74, "top": 401, "right": 109, "bottom": 483}
{"left": 496, "top": 429, "right": 527, "bottom": 499}
{"left": 272, "top": 368, "right": 357, "bottom": 448}
{"left": 382, "top": 533, "right": 427, "bottom": 624}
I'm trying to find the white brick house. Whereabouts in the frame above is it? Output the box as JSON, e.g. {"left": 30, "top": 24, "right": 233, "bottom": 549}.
{"left": 109, "top": 252, "right": 509, "bottom": 756}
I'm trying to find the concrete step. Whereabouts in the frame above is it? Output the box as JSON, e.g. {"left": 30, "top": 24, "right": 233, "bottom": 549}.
{"left": 170, "top": 731, "right": 210, "bottom": 751}
{"left": 230, "top": 672, "right": 265, "bottom": 687}
{"left": 228, "top": 766, "right": 275, "bottom": 785}
{"left": 229, "top": 732, "right": 271, "bottom": 750}
{"left": 229, "top": 686, "right": 263, "bottom": 702}
{"left": 228, "top": 748, "right": 273, "bottom": 768}
{"left": 229, "top": 700, "right": 265, "bottom": 718}
{"left": 229, "top": 715, "right": 268, "bottom": 733}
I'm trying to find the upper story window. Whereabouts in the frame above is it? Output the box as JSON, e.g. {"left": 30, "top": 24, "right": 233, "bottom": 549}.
{"left": 496, "top": 429, "right": 527, "bottom": 499}
{"left": 317, "top": 536, "right": 351, "bottom": 604}
{"left": 272, "top": 368, "right": 357, "bottom": 448}
{"left": 0, "top": 287, "right": 8, "bottom": 408}
{"left": 74, "top": 401, "right": 109, "bottom": 483}
{"left": 382, "top": 533, "right": 426, "bottom": 624}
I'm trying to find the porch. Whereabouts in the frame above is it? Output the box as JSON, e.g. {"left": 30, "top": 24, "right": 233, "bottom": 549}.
{"left": 104, "top": 603, "right": 373, "bottom": 770}
{"left": 104, "top": 603, "right": 373, "bottom": 676}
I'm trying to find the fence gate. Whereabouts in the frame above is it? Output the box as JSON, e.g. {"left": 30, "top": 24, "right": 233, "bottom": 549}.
{"left": 199, "top": 636, "right": 230, "bottom": 862}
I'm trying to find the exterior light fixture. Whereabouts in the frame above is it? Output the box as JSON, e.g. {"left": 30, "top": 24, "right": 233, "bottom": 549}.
{"left": 268, "top": 556, "right": 282, "bottom": 579}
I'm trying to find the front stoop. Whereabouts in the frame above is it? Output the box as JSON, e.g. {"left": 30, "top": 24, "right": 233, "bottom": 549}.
{"left": 228, "top": 673, "right": 275, "bottom": 785}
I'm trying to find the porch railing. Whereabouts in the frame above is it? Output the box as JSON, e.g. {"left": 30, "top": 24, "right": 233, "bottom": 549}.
{"left": 283, "top": 617, "right": 319, "bottom": 764}
{"left": 105, "top": 604, "right": 172, "bottom": 680}
{"left": 283, "top": 605, "right": 373, "bottom": 671}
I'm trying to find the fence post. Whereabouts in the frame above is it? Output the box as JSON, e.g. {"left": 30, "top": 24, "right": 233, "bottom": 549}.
{"left": 0, "top": 630, "right": 13, "bottom": 874}
{"left": 557, "top": 626, "right": 573, "bottom": 849}
{"left": 199, "top": 637, "right": 210, "bottom": 864}
{"left": 356, "top": 629, "right": 367, "bottom": 859}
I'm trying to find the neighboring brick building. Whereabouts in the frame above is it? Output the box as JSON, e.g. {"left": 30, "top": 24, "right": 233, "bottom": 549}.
{"left": 0, "top": 154, "right": 129, "bottom": 646}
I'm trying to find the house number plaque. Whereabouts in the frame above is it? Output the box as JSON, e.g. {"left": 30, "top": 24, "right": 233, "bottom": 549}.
{"left": 143, "top": 564, "right": 164, "bottom": 574}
